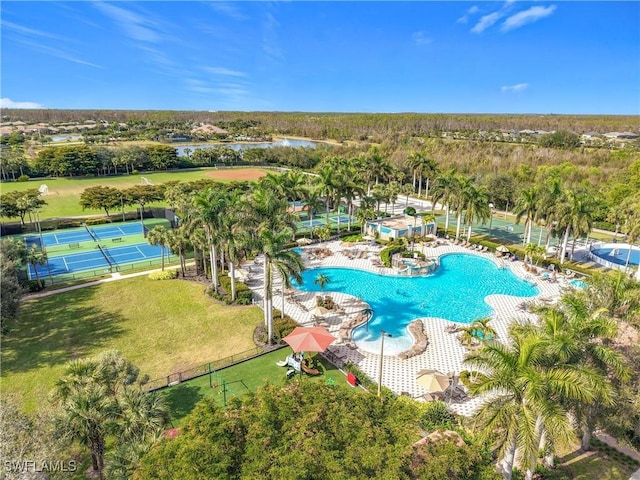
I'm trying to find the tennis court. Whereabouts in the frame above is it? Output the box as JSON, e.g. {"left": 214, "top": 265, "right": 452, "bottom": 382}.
{"left": 28, "top": 243, "right": 166, "bottom": 278}
{"left": 25, "top": 222, "right": 146, "bottom": 248}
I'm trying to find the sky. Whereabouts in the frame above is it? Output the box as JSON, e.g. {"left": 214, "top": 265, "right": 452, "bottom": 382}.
{"left": 1, "top": 1, "right": 639, "bottom": 115}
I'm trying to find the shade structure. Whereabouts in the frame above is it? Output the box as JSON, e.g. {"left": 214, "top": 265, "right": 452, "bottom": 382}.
{"left": 310, "top": 305, "right": 331, "bottom": 317}
{"left": 283, "top": 326, "right": 336, "bottom": 353}
{"left": 362, "top": 234, "right": 375, "bottom": 241}
{"left": 496, "top": 245, "right": 510, "bottom": 253}
{"left": 416, "top": 369, "right": 450, "bottom": 393}
{"left": 296, "top": 237, "right": 313, "bottom": 246}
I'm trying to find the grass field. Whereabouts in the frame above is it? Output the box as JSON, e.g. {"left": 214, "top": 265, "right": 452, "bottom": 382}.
{"left": 161, "top": 348, "right": 351, "bottom": 425}
{"left": 0, "top": 276, "right": 263, "bottom": 411}
{"left": 556, "top": 441, "right": 638, "bottom": 480}
{"left": 0, "top": 168, "right": 269, "bottom": 219}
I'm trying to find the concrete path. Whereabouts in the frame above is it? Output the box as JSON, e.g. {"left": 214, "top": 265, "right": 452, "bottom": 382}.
{"left": 22, "top": 264, "right": 186, "bottom": 301}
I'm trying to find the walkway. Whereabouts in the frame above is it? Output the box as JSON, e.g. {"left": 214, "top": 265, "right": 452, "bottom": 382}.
{"left": 22, "top": 264, "right": 187, "bottom": 301}
{"left": 243, "top": 239, "right": 565, "bottom": 416}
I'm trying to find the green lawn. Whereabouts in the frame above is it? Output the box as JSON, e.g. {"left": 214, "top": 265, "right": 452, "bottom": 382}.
{"left": 557, "top": 448, "right": 638, "bottom": 479}
{"left": 0, "top": 276, "right": 263, "bottom": 411}
{"left": 161, "top": 348, "right": 354, "bottom": 426}
{"left": 0, "top": 169, "right": 243, "bottom": 219}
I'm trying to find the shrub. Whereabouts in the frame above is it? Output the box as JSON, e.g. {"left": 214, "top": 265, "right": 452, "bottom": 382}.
{"left": 272, "top": 316, "right": 298, "bottom": 341}
{"left": 380, "top": 245, "right": 404, "bottom": 267}
{"left": 236, "top": 289, "right": 253, "bottom": 305}
{"left": 419, "top": 401, "right": 456, "bottom": 431}
{"left": 17, "top": 174, "right": 29, "bottom": 182}
{"left": 131, "top": 169, "right": 139, "bottom": 175}
{"left": 148, "top": 270, "right": 178, "bottom": 280}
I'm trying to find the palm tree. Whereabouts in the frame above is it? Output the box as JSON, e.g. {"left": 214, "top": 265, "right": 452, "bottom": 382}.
{"left": 403, "top": 206, "right": 418, "bottom": 251}
{"left": 465, "top": 327, "right": 597, "bottom": 480}
{"left": 26, "top": 245, "right": 47, "bottom": 288}
{"left": 514, "top": 186, "right": 539, "bottom": 245}
{"left": 462, "top": 182, "right": 490, "bottom": 241}
{"left": 401, "top": 183, "right": 414, "bottom": 209}
{"left": 314, "top": 273, "right": 331, "bottom": 291}
{"left": 302, "top": 185, "right": 324, "bottom": 238}
{"left": 470, "top": 317, "right": 497, "bottom": 340}
{"left": 431, "top": 168, "right": 458, "bottom": 232}
{"left": 240, "top": 181, "right": 301, "bottom": 343}
{"left": 165, "top": 227, "right": 190, "bottom": 277}
{"left": 146, "top": 225, "right": 169, "bottom": 271}
{"left": 555, "top": 190, "right": 593, "bottom": 264}
{"left": 56, "top": 383, "right": 114, "bottom": 478}
{"left": 523, "top": 243, "right": 546, "bottom": 266}
{"left": 408, "top": 152, "right": 438, "bottom": 199}
{"left": 194, "top": 188, "right": 228, "bottom": 292}
{"left": 543, "top": 293, "right": 629, "bottom": 450}
{"left": 273, "top": 252, "right": 304, "bottom": 320}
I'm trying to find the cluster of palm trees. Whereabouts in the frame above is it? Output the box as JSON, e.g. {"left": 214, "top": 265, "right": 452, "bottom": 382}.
{"left": 54, "top": 350, "right": 167, "bottom": 479}
{"left": 464, "top": 273, "right": 637, "bottom": 480}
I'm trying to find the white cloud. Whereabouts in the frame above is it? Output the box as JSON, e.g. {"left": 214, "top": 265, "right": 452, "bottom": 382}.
{"left": 501, "top": 5, "right": 557, "bottom": 32}
{"left": 471, "top": 12, "right": 504, "bottom": 33}
{"left": 93, "top": 2, "right": 160, "bottom": 43}
{"left": 208, "top": 2, "right": 247, "bottom": 20}
{"left": 412, "top": 31, "right": 432, "bottom": 46}
{"left": 501, "top": 83, "right": 529, "bottom": 92}
{"left": 456, "top": 5, "right": 480, "bottom": 24}
{"left": 1, "top": 20, "right": 65, "bottom": 40}
{"left": 0, "top": 98, "right": 45, "bottom": 109}
{"left": 203, "top": 66, "right": 247, "bottom": 77}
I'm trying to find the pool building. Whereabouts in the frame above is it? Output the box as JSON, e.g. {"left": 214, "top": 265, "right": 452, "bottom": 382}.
{"left": 365, "top": 214, "right": 436, "bottom": 242}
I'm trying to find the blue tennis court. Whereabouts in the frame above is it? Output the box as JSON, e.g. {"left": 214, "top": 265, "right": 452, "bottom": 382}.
{"left": 28, "top": 243, "right": 167, "bottom": 278}
{"left": 329, "top": 215, "right": 352, "bottom": 224}
{"left": 25, "top": 222, "right": 146, "bottom": 248}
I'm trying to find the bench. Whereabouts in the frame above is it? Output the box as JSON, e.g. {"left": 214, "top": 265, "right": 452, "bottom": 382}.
{"left": 69, "top": 242, "right": 80, "bottom": 249}
{"left": 111, "top": 237, "right": 123, "bottom": 243}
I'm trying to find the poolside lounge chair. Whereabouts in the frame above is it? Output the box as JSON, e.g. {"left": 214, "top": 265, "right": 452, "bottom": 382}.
{"left": 481, "top": 246, "right": 489, "bottom": 252}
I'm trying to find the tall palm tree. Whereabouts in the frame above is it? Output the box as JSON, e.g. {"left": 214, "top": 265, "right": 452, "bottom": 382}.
{"left": 514, "top": 186, "right": 539, "bottom": 245}
{"left": 240, "top": 181, "right": 301, "bottom": 343}
{"left": 26, "top": 245, "right": 47, "bottom": 288}
{"left": 165, "top": 226, "right": 190, "bottom": 277}
{"left": 56, "top": 383, "right": 114, "bottom": 478}
{"left": 431, "top": 168, "right": 458, "bottom": 232}
{"left": 465, "top": 326, "right": 598, "bottom": 480}
{"left": 146, "top": 225, "right": 169, "bottom": 271}
{"left": 314, "top": 273, "right": 331, "bottom": 290}
{"left": 194, "top": 188, "right": 228, "bottom": 292}
{"left": 462, "top": 182, "right": 490, "bottom": 241}
{"left": 408, "top": 152, "right": 438, "bottom": 199}
{"left": 302, "top": 185, "right": 324, "bottom": 238}
{"left": 273, "top": 251, "right": 304, "bottom": 320}
{"left": 555, "top": 190, "right": 593, "bottom": 264}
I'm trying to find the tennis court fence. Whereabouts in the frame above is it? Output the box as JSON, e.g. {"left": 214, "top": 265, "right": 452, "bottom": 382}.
{"left": 145, "top": 344, "right": 285, "bottom": 392}
{"left": 40, "top": 254, "right": 179, "bottom": 286}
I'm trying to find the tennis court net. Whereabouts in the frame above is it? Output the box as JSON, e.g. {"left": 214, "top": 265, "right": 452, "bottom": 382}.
{"left": 83, "top": 223, "right": 99, "bottom": 242}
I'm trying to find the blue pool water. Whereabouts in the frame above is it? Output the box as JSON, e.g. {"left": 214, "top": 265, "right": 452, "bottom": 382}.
{"left": 570, "top": 279, "right": 586, "bottom": 289}
{"left": 592, "top": 246, "right": 640, "bottom": 266}
{"left": 294, "top": 254, "right": 538, "bottom": 352}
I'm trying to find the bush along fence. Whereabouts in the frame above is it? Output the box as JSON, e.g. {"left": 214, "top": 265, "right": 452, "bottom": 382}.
{"left": 144, "top": 344, "right": 286, "bottom": 392}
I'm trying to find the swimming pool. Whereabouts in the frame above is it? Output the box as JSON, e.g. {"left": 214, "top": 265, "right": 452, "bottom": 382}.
{"left": 590, "top": 243, "right": 640, "bottom": 267}
{"left": 294, "top": 254, "right": 539, "bottom": 353}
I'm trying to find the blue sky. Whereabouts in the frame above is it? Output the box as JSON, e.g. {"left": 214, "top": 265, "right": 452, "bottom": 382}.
{"left": 1, "top": 1, "right": 638, "bottom": 114}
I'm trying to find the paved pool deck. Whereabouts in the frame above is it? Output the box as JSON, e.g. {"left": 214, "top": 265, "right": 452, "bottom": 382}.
{"left": 244, "top": 239, "right": 567, "bottom": 416}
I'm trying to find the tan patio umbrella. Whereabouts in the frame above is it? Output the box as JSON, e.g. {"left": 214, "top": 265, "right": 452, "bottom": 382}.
{"left": 296, "top": 237, "right": 313, "bottom": 246}
{"left": 310, "top": 305, "right": 331, "bottom": 317}
{"left": 416, "top": 369, "right": 450, "bottom": 393}
{"left": 496, "top": 245, "right": 510, "bottom": 253}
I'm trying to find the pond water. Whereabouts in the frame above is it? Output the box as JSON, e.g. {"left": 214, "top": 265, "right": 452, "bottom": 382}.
{"left": 175, "top": 138, "right": 316, "bottom": 157}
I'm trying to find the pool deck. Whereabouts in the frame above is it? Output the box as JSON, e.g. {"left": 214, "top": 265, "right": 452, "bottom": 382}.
{"left": 243, "top": 239, "right": 565, "bottom": 416}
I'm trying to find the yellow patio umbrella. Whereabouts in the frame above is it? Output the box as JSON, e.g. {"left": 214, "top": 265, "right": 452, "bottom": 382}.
{"left": 416, "top": 369, "right": 450, "bottom": 393}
